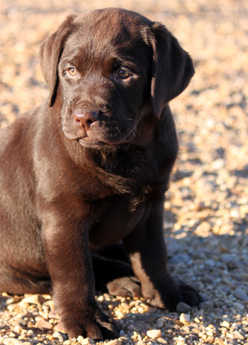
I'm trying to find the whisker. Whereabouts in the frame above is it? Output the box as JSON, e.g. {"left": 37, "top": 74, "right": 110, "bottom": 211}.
{"left": 136, "top": 129, "right": 142, "bottom": 139}
{"left": 115, "top": 126, "right": 121, "bottom": 135}
{"left": 126, "top": 117, "right": 135, "bottom": 122}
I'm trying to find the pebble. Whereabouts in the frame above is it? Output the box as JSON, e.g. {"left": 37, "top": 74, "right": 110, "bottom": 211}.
{"left": 146, "top": 329, "right": 162, "bottom": 339}
{"left": 179, "top": 313, "right": 191, "bottom": 324}
{"left": 77, "top": 336, "right": 95, "bottom": 345}
{"left": 175, "top": 336, "right": 186, "bottom": 345}
{"left": 129, "top": 321, "right": 149, "bottom": 334}
{"left": 34, "top": 316, "right": 53, "bottom": 330}
{"left": 167, "top": 241, "right": 182, "bottom": 257}
{"left": 221, "top": 255, "right": 240, "bottom": 269}
{"left": 214, "top": 338, "right": 225, "bottom": 345}
{"left": 157, "top": 338, "right": 168, "bottom": 344}
{"left": 156, "top": 320, "right": 164, "bottom": 328}
{"left": 105, "top": 340, "right": 124, "bottom": 345}
{"left": 205, "top": 259, "right": 216, "bottom": 267}
{"left": 169, "top": 254, "right": 191, "bottom": 265}
{"left": 232, "top": 302, "right": 245, "bottom": 311}
{"left": 176, "top": 302, "right": 191, "bottom": 313}
{"left": 53, "top": 331, "right": 68, "bottom": 343}
{"left": 18, "top": 295, "right": 41, "bottom": 307}
{"left": 233, "top": 287, "right": 248, "bottom": 301}
{"left": 221, "top": 320, "right": 230, "bottom": 328}
{"left": 17, "top": 318, "right": 27, "bottom": 327}
{"left": 232, "top": 331, "right": 244, "bottom": 340}
{"left": 2, "top": 340, "right": 32, "bottom": 345}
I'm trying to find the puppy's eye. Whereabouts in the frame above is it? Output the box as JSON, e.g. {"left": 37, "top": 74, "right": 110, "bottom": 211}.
{"left": 116, "top": 68, "right": 131, "bottom": 79}
{"left": 67, "top": 67, "right": 77, "bottom": 77}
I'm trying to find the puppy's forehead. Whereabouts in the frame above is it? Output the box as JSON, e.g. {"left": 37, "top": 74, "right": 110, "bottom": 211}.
{"left": 65, "top": 9, "right": 152, "bottom": 56}
{"left": 74, "top": 8, "right": 151, "bottom": 35}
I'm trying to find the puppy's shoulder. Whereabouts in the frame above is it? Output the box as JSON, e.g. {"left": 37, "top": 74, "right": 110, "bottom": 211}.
{"left": 0, "top": 105, "right": 43, "bottom": 156}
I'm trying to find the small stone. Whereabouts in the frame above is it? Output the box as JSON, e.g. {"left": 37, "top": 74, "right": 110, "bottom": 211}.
{"left": 221, "top": 320, "right": 230, "bottom": 328}
{"left": 35, "top": 316, "right": 53, "bottom": 330}
{"left": 77, "top": 335, "right": 84, "bottom": 343}
{"left": 196, "top": 178, "right": 216, "bottom": 194}
{"left": 179, "top": 313, "right": 191, "bottom": 324}
{"left": 105, "top": 340, "right": 123, "bottom": 345}
{"left": 156, "top": 320, "right": 164, "bottom": 328}
{"left": 139, "top": 314, "right": 157, "bottom": 323}
{"left": 167, "top": 240, "right": 181, "bottom": 257}
{"left": 26, "top": 330, "right": 34, "bottom": 336}
{"left": 8, "top": 332, "right": 16, "bottom": 338}
{"left": 37, "top": 295, "right": 47, "bottom": 304}
{"left": 205, "top": 336, "right": 215, "bottom": 343}
{"left": 157, "top": 338, "right": 168, "bottom": 344}
{"left": 53, "top": 331, "right": 68, "bottom": 343}
{"left": 17, "top": 318, "right": 28, "bottom": 327}
{"left": 2, "top": 340, "right": 32, "bottom": 345}
{"left": 222, "top": 255, "right": 240, "bottom": 269}
{"left": 19, "top": 295, "right": 40, "bottom": 307}
{"left": 176, "top": 341, "right": 186, "bottom": 345}
{"left": 132, "top": 321, "right": 149, "bottom": 334}
{"left": 214, "top": 338, "right": 225, "bottom": 345}
{"left": 176, "top": 336, "right": 186, "bottom": 345}
{"left": 205, "top": 259, "right": 216, "bottom": 267}
{"left": 7, "top": 304, "right": 18, "bottom": 313}
{"left": 169, "top": 254, "right": 191, "bottom": 265}
{"left": 212, "top": 159, "right": 225, "bottom": 170}
{"left": 146, "top": 329, "right": 162, "bottom": 339}
{"left": 232, "top": 331, "right": 244, "bottom": 340}
{"left": 232, "top": 302, "right": 245, "bottom": 311}
{"left": 176, "top": 301, "right": 191, "bottom": 313}
{"left": 77, "top": 336, "right": 95, "bottom": 345}
{"left": 5, "top": 298, "right": 15, "bottom": 305}
{"left": 233, "top": 287, "right": 248, "bottom": 301}
{"left": 13, "top": 325, "right": 22, "bottom": 333}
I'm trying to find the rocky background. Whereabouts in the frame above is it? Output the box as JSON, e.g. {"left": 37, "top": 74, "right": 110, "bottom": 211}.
{"left": 0, "top": 0, "right": 248, "bottom": 344}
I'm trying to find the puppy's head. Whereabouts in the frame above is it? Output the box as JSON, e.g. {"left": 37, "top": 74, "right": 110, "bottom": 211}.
{"left": 40, "top": 8, "right": 194, "bottom": 149}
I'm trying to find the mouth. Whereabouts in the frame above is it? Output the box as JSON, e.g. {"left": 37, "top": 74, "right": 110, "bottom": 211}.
{"left": 78, "top": 137, "right": 106, "bottom": 148}
{"left": 77, "top": 130, "right": 136, "bottom": 148}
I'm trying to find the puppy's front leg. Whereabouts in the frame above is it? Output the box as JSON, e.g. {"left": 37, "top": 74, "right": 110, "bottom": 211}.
{"left": 123, "top": 199, "right": 201, "bottom": 311}
{"left": 41, "top": 206, "right": 118, "bottom": 340}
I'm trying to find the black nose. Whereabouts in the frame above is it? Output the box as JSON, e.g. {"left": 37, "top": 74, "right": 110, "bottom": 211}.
{"left": 73, "top": 111, "right": 99, "bottom": 130}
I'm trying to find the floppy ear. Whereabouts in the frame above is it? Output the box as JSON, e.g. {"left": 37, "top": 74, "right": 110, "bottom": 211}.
{"left": 150, "top": 22, "right": 195, "bottom": 118}
{"left": 40, "top": 15, "right": 76, "bottom": 107}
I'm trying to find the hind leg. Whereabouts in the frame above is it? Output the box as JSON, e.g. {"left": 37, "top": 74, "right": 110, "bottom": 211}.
{"left": 0, "top": 270, "right": 51, "bottom": 295}
{"left": 92, "top": 253, "right": 141, "bottom": 298}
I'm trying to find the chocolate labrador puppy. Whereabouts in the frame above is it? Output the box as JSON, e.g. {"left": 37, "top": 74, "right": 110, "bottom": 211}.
{"left": 0, "top": 8, "right": 201, "bottom": 340}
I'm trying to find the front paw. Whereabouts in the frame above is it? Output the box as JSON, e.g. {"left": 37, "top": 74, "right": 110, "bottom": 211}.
{"left": 59, "top": 308, "right": 119, "bottom": 340}
{"left": 177, "top": 279, "right": 203, "bottom": 309}
{"left": 142, "top": 275, "right": 202, "bottom": 311}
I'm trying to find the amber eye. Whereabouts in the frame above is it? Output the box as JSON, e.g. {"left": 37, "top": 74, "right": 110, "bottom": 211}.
{"left": 117, "top": 68, "right": 131, "bottom": 79}
{"left": 67, "top": 67, "right": 77, "bottom": 77}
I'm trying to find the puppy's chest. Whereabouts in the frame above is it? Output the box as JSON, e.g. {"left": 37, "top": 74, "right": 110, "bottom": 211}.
{"left": 88, "top": 195, "right": 147, "bottom": 249}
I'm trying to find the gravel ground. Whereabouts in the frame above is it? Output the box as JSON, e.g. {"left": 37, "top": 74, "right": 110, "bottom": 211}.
{"left": 0, "top": 0, "right": 248, "bottom": 344}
